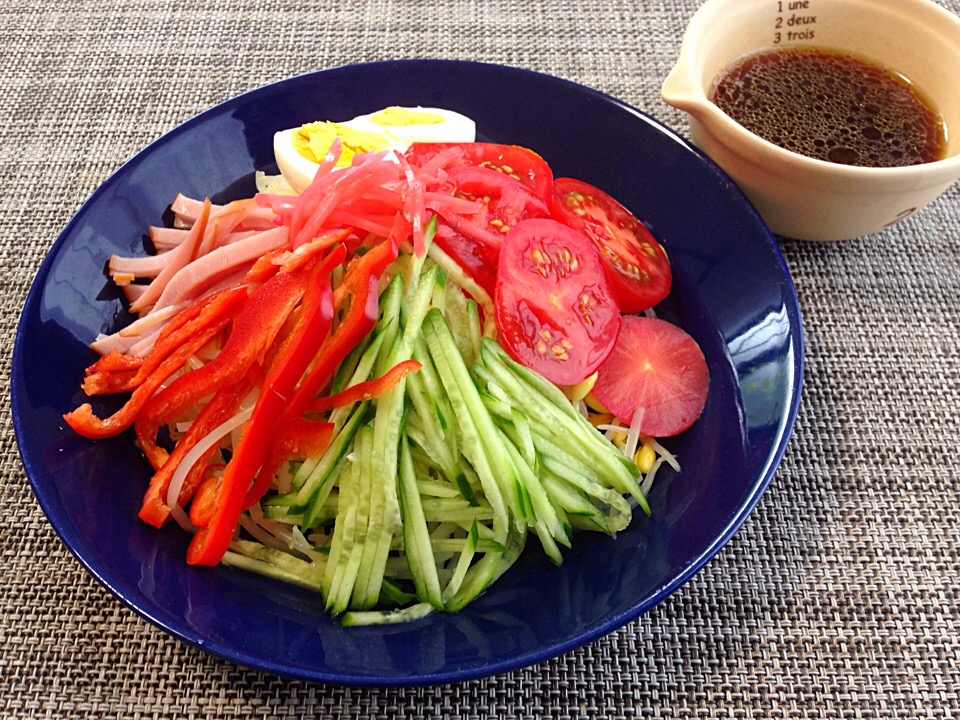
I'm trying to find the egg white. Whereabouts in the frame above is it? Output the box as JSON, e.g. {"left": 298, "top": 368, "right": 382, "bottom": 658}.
{"left": 273, "top": 127, "right": 326, "bottom": 194}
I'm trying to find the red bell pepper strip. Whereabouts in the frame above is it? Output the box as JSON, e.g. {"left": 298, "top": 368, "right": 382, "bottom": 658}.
{"left": 83, "top": 350, "right": 142, "bottom": 379}
{"left": 64, "top": 288, "right": 247, "bottom": 439}
{"left": 189, "top": 471, "right": 222, "bottom": 529}
{"left": 82, "top": 287, "right": 245, "bottom": 396}
{"left": 138, "top": 376, "right": 253, "bottom": 528}
{"left": 251, "top": 418, "right": 335, "bottom": 505}
{"left": 308, "top": 359, "right": 420, "bottom": 413}
{"left": 134, "top": 268, "right": 313, "bottom": 469}
{"left": 285, "top": 233, "right": 400, "bottom": 421}
{"left": 186, "top": 245, "right": 345, "bottom": 567}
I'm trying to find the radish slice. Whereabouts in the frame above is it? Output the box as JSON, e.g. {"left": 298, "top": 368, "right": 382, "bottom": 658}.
{"left": 592, "top": 316, "right": 708, "bottom": 437}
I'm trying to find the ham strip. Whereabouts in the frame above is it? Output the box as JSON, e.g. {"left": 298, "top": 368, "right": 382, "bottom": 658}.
{"left": 91, "top": 303, "right": 187, "bottom": 355}
{"left": 171, "top": 194, "right": 221, "bottom": 226}
{"left": 130, "top": 200, "right": 211, "bottom": 315}
{"left": 149, "top": 226, "right": 191, "bottom": 251}
{"left": 149, "top": 226, "right": 289, "bottom": 314}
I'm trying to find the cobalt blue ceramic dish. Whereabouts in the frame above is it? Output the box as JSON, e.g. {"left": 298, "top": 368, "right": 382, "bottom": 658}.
{"left": 12, "top": 60, "right": 803, "bottom": 686}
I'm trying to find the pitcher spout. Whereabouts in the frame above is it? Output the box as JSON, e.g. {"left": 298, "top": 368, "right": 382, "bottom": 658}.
{"left": 660, "top": 61, "right": 711, "bottom": 119}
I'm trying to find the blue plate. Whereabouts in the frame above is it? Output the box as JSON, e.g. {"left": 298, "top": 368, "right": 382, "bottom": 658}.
{"left": 12, "top": 60, "right": 802, "bottom": 686}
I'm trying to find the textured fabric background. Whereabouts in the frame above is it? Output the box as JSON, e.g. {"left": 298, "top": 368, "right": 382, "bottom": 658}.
{"left": 3, "top": 1, "right": 960, "bottom": 717}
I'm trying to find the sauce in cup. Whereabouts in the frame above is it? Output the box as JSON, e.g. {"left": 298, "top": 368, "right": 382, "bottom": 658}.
{"left": 710, "top": 48, "right": 946, "bottom": 167}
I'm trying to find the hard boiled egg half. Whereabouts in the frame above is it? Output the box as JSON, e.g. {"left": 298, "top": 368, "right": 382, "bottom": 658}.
{"left": 273, "top": 106, "right": 476, "bottom": 193}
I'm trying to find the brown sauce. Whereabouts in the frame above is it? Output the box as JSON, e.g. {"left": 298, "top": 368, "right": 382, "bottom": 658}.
{"left": 710, "top": 48, "right": 946, "bottom": 167}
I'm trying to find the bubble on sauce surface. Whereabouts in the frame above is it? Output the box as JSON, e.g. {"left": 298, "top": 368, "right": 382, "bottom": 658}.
{"left": 710, "top": 48, "right": 946, "bottom": 167}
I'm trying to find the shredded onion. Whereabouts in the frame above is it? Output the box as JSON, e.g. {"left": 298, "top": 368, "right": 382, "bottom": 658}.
{"left": 641, "top": 458, "right": 665, "bottom": 497}
{"left": 624, "top": 406, "right": 646, "bottom": 461}
{"left": 648, "top": 436, "right": 681, "bottom": 472}
{"left": 239, "top": 503, "right": 312, "bottom": 558}
{"left": 165, "top": 406, "right": 253, "bottom": 532}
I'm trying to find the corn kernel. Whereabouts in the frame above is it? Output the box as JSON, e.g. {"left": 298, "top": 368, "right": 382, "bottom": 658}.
{"left": 635, "top": 443, "right": 656, "bottom": 474}
{"left": 587, "top": 412, "right": 614, "bottom": 428}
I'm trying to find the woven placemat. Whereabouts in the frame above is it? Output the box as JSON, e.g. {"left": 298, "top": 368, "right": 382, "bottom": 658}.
{"left": 2, "top": 1, "right": 959, "bottom": 717}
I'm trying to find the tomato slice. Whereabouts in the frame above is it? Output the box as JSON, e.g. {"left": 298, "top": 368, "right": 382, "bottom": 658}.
{"left": 495, "top": 218, "right": 620, "bottom": 386}
{"left": 406, "top": 142, "right": 554, "bottom": 206}
{"left": 551, "top": 178, "right": 671, "bottom": 314}
{"left": 592, "top": 316, "right": 708, "bottom": 437}
{"left": 429, "top": 166, "right": 549, "bottom": 295}
{"left": 433, "top": 223, "right": 500, "bottom": 294}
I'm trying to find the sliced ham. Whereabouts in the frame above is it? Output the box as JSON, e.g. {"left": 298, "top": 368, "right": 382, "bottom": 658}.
{"left": 171, "top": 194, "right": 221, "bottom": 226}
{"left": 150, "top": 226, "right": 191, "bottom": 251}
{"left": 129, "top": 200, "right": 211, "bottom": 315}
{"left": 91, "top": 303, "right": 186, "bottom": 355}
{"left": 149, "top": 226, "right": 289, "bottom": 314}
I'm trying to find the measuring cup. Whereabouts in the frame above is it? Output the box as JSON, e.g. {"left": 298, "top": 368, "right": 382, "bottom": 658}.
{"left": 661, "top": 0, "right": 960, "bottom": 241}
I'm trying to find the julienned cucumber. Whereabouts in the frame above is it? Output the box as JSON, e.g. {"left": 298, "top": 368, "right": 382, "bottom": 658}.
{"left": 228, "top": 245, "right": 652, "bottom": 625}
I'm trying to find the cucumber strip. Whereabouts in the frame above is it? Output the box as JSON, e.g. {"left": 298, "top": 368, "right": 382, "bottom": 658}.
{"left": 541, "top": 472, "right": 611, "bottom": 534}
{"left": 499, "top": 430, "right": 569, "bottom": 549}
{"left": 384, "top": 556, "right": 414, "bottom": 580}
{"left": 321, "top": 435, "right": 362, "bottom": 610}
{"left": 330, "top": 424, "right": 377, "bottom": 613}
{"left": 464, "top": 299, "right": 482, "bottom": 369}
{"left": 429, "top": 264, "right": 447, "bottom": 315}
{"left": 541, "top": 460, "right": 632, "bottom": 533}
{"left": 423, "top": 308, "right": 514, "bottom": 536}
{"left": 414, "top": 476, "right": 462, "bottom": 499}
{"left": 552, "top": 503, "right": 573, "bottom": 545}
{"left": 404, "top": 416, "right": 457, "bottom": 479}
{"left": 453, "top": 518, "right": 498, "bottom": 541}
{"left": 444, "top": 526, "right": 526, "bottom": 613}
{"left": 373, "top": 315, "right": 401, "bottom": 376}
{"left": 223, "top": 540, "right": 326, "bottom": 591}
{"left": 455, "top": 458, "right": 484, "bottom": 502}
{"left": 412, "top": 338, "right": 456, "bottom": 441}
{"left": 355, "top": 382, "right": 405, "bottom": 608}
{"left": 478, "top": 341, "right": 648, "bottom": 513}
{"left": 409, "top": 442, "right": 445, "bottom": 479}
{"left": 532, "top": 522, "right": 563, "bottom": 566}
{"left": 532, "top": 433, "right": 635, "bottom": 523}
{"left": 376, "top": 272, "right": 404, "bottom": 334}
{"left": 298, "top": 403, "right": 368, "bottom": 527}
{"left": 330, "top": 330, "right": 372, "bottom": 395}
{"left": 398, "top": 434, "right": 444, "bottom": 608}
{"left": 355, "top": 264, "right": 439, "bottom": 608}
{"left": 400, "top": 215, "right": 436, "bottom": 298}
{"left": 476, "top": 389, "right": 514, "bottom": 423}
{"left": 379, "top": 577, "right": 418, "bottom": 607}
{"left": 498, "top": 410, "right": 536, "bottom": 469}
{"left": 409, "top": 343, "right": 458, "bottom": 466}
{"left": 452, "top": 468, "right": 481, "bottom": 508}
{"left": 432, "top": 537, "right": 506, "bottom": 554}
{"left": 288, "top": 330, "right": 386, "bottom": 492}
{"left": 397, "top": 263, "right": 440, "bottom": 361}
{"left": 340, "top": 602, "right": 435, "bottom": 627}
{"left": 429, "top": 521, "right": 461, "bottom": 539}
{"left": 443, "top": 282, "right": 475, "bottom": 370}
{"left": 481, "top": 337, "right": 576, "bottom": 411}
{"left": 442, "top": 520, "right": 479, "bottom": 603}
{"left": 423, "top": 506, "right": 495, "bottom": 524}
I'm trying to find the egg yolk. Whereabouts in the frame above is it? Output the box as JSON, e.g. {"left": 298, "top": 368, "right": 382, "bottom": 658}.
{"left": 292, "top": 122, "right": 391, "bottom": 167}
{"left": 368, "top": 106, "right": 445, "bottom": 126}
